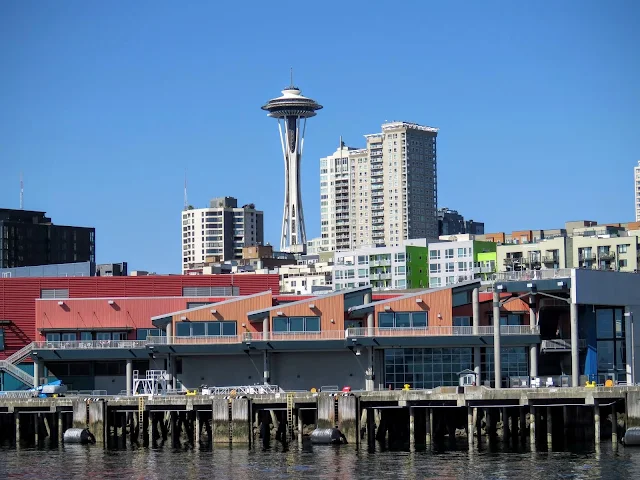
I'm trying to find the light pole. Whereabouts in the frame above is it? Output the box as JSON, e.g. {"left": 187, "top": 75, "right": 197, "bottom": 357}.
{"left": 624, "top": 311, "right": 635, "bottom": 385}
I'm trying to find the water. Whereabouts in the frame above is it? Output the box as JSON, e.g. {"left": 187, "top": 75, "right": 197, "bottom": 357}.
{"left": 1, "top": 443, "right": 639, "bottom": 479}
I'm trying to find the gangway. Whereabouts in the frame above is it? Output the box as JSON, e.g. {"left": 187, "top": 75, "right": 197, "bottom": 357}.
{"left": 132, "top": 370, "right": 170, "bottom": 396}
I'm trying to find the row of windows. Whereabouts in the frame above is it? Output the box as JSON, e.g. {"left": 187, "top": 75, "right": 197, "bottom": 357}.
{"left": 45, "top": 331, "right": 128, "bottom": 342}
{"left": 378, "top": 312, "right": 427, "bottom": 328}
{"left": 273, "top": 316, "right": 320, "bottom": 333}
{"left": 137, "top": 329, "right": 167, "bottom": 340}
{"left": 176, "top": 321, "right": 237, "bottom": 337}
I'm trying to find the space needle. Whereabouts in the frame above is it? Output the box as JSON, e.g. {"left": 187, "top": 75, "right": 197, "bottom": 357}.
{"left": 262, "top": 73, "right": 322, "bottom": 252}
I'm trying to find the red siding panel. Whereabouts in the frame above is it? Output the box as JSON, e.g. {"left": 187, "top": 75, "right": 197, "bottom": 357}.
{"left": 0, "top": 274, "right": 279, "bottom": 359}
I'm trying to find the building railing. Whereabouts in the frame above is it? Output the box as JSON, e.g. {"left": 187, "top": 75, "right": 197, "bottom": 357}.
{"left": 540, "top": 338, "right": 587, "bottom": 351}
{"left": 494, "top": 269, "right": 571, "bottom": 282}
{"left": 32, "top": 340, "right": 149, "bottom": 350}
{"left": 147, "top": 335, "right": 239, "bottom": 345}
{"left": 346, "top": 325, "right": 539, "bottom": 338}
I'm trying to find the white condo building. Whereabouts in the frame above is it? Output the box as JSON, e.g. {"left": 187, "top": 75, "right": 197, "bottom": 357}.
{"left": 319, "top": 122, "right": 438, "bottom": 252}
{"left": 181, "top": 197, "right": 264, "bottom": 273}
{"left": 635, "top": 161, "right": 640, "bottom": 222}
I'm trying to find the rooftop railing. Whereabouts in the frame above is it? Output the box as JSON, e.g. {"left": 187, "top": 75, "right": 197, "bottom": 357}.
{"left": 494, "top": 269, "right": 572, "bottom": 282}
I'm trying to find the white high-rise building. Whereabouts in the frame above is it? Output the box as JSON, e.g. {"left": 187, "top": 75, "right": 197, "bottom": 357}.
{"left": 181, "top": 197, "right": 263, "bottom": 273}
{"left": 319, "top": 122, "right": 438, "bottom": 252}
{"left": 635, "top": 161, "right": 640, "bottom": 222}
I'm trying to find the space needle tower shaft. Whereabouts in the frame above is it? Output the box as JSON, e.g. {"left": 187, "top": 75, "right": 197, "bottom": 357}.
{"left": 262, "top": 75, "right": 322, "bottom": 252}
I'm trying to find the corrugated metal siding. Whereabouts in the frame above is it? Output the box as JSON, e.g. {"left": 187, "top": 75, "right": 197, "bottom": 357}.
{"left": 35, "top": 297, "right": 230, "bottom": 340}
{"left": 0, "top": 274, "right": 279, "bottom": 359}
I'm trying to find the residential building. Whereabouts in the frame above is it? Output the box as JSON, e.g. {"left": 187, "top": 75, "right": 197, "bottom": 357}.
{"left": 636, "top": 161, "right": 640, "bottom": 221}
{"left": 332, "top": 240, "right": 429, "bottom": 291}
{"left": 96, "top": 262, "right": 128, "bottom": 276}
{"left": 279, "top": 262, "right": 333, "bottom": 295}
{"left": 320, "top": 122, "right": 438, "bottom": 251}
{"left": 437, "top": 208, "right": 485, "bottom": 236}
{"left": 181, "top": 197, "right": 264, "bottom": 272}
{"left": 428, "top": 236, "right": 497, "bottom": 287}
{"left": 492, "top": 221, "right": 640, "bottom": 273}
{"left": 0, "top": 208, "right": 95, "bottom": 269}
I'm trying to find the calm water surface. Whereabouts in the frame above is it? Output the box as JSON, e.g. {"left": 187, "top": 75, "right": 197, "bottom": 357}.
{"left": 1, "top": 443, "right": 639, "bottom": 479}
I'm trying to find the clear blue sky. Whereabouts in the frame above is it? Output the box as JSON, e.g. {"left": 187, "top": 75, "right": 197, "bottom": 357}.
{"left": 1, "top": 1, "right": 638, "bottom": 273}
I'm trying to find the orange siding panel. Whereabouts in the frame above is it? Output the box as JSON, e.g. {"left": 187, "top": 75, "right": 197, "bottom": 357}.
{"left": 270, "top": 295, "right": 345, "bottom": 331}
{"left": 373, "top": 289, "right": 453, "bottom": 327}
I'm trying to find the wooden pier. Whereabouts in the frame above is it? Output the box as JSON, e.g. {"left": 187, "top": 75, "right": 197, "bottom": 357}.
{"left": 1, "top": 386, "right": 638, "bottom": 450}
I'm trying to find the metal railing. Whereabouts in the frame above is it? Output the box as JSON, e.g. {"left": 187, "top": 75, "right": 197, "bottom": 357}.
{"left": 32, "top": 340, "right": 148, "bottom": 350}
{"left": 202, "top": 384, "right": 284, "bottom": 395}
{"left": 540, "top": 338, "right": 587, "bottom": 351}
{"left": 5, "top": 343, "right": 35, "bottom": 365}
{"left": 148, "top": 335, "right": 240, "bottom": 345}
{"left": 494, "top": 269, "right": 571, "bottom": 282}
{"left": 0, "top": 360, "right": 34, "bottom": 386}
{"left": 346, "top": 325, "right": 539, "bottom": 338}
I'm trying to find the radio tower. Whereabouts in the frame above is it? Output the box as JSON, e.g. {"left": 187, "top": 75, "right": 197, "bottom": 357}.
{"left": 20, "top": 172, "right": 24, "bottom": 209}
{"left": 262, "top": 71, "right": 322, "bottom": 252}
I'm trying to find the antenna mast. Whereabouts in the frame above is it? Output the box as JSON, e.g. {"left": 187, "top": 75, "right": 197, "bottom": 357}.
{"left": 183, "top": 170, "right": 188, "bottom": 210}
{"left": 20, "top": 172, "right": 24, "bottom": 209}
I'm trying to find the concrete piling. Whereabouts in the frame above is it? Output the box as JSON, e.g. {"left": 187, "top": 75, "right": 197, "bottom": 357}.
{"left": 409, "top": 407, "right": 416, "bottom": 451}
{"left": 316, "top": 396, "right": 335, "bottom": 429}
{"left": 338, "top": 396, "right": 358, "bottom": 444}
{"left": 529, "top": 407, "right": 536, "bottom": 447}
{"left": 231, "top": 398, "right": 250, "bottom": 444}
{"left": 88, "top": 401, "right": 106, "bottom": 446}
{"left": 594, "top": 404, "right": 600, "bottom": 444}
{"left": 546, "top": 407, "right": 553, "bottom": 450}
{"left": 212, "top": 399, "right": 230, "bottom": 444}
{"left": 425, "top": 407, "right": 432, "bottom": 446}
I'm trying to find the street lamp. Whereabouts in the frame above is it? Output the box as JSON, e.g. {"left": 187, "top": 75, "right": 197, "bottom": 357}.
{"left": 624, "top": 311, "right": 635, "bottom": 384}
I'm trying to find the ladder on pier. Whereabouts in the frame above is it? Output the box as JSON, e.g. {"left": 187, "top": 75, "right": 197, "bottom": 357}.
{"left": 286, "top": 393, "right": 295, "bottom": 441}
{"left": 138, "top": 396, "right": 145, "bottom": 427}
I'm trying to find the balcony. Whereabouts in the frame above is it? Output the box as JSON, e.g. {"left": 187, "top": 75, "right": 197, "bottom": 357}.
{"left": 540, "top": 338, "right": 587, "bottom": 353}
{"left": 542, "top": 256, "right": 559, "bottom": 264}
{"left": 579, "top": 253, "right": 596, "bottom": 261}
{"left": 494, "top": 268, "right": 572, "bottom": 282}
{"left": 503, "top": 257, "right": 524, "bottom": 265}
{"left": 599, "top": 252, "right": 616, "bottom": 261}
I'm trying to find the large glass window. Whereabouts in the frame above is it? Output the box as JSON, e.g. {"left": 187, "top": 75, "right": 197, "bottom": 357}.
{"left": 482, "top": 347, "right": 528, "bottom": 387}
{"left": 377, "top": 311, "right": 428, "bottom": 328}
{"left": 176, "top": 321, "right": 237, "bottom": 336}
{"left": 61, "top": 333, "right": 77, "bottom": 341}
{"left": 596, "top": 309, "right": 614, "bottom": 338}
{"left": 385, "top": 347, "right": 472, "bottom": 390}
{"left": 46, "top": 333, "right": 61, "bottom": 342}
{"left": 96, "top": 332, "right": 111, "bottom": 341}
{"left": 80, "top": 332, "right": 93, "bottom": 341}
{"left": 272, "top": 316, "right": 321, "bottom": 333}
{"left": 0, "top": 328, "right": 4, "bottom": 350}
{"left": 137, "top": 329, "right": 166, "bottom": 340}
{"left": 595, "top": 307, "right": 626, "bottom": 381}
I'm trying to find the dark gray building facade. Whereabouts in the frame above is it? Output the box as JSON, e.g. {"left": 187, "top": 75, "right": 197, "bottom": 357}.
{"left": 0, "top": 208, "right": 95, "bottom": 269}
{"left": 437, "top": 207, "right": 484, "bottom": 236}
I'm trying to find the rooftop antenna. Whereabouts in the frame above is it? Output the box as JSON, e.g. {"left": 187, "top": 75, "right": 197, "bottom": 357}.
{"left": 183, "top": 169, "right": 188, "bottom": 210}
{"left": 20, "top": 172, "right": 24, "bottom": 209}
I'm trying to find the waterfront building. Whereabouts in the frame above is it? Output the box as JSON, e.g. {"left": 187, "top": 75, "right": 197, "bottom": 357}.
{"left": 635, "top": 161, "right": 640, "bottom": 221}
{"left": 5, "top": 269, "right": 638, "bottom": 394}
{"left": 181, "top": 197, "right": 264, "bottom": 273}
{"left": 319, "top": 122, "right": 438, "bottom": 252}
{"left": 427, "top": 236, "right": 497, "bottom": 287}
{"left": 0, "top": 208, "right": 95, "bottom": 269}
{"left": 437, "top": 207, "right": 484, "bottom": 236}
{"left": 332, "top": 240, "right": 429, "bottom": 291}
{"left": 262, "top": 81, "right": 322, "bottom": 252}
{"left": 0, "top": 273, "right": 279, "bottom": 390}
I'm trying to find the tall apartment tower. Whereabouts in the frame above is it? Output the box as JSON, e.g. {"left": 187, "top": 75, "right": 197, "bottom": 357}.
{"left": 181, "top": 197, "right": 264, "bottom": 272}
{"left": 319, "top": 122, "right": 438, "bottom": 252}
{"left": 635, "top": 161, "right": 640, "bottom": 222}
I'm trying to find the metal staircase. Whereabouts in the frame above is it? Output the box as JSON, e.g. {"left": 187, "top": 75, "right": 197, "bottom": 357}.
{"left": 0, "top": 342, "right": 35, "bottom": 388}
